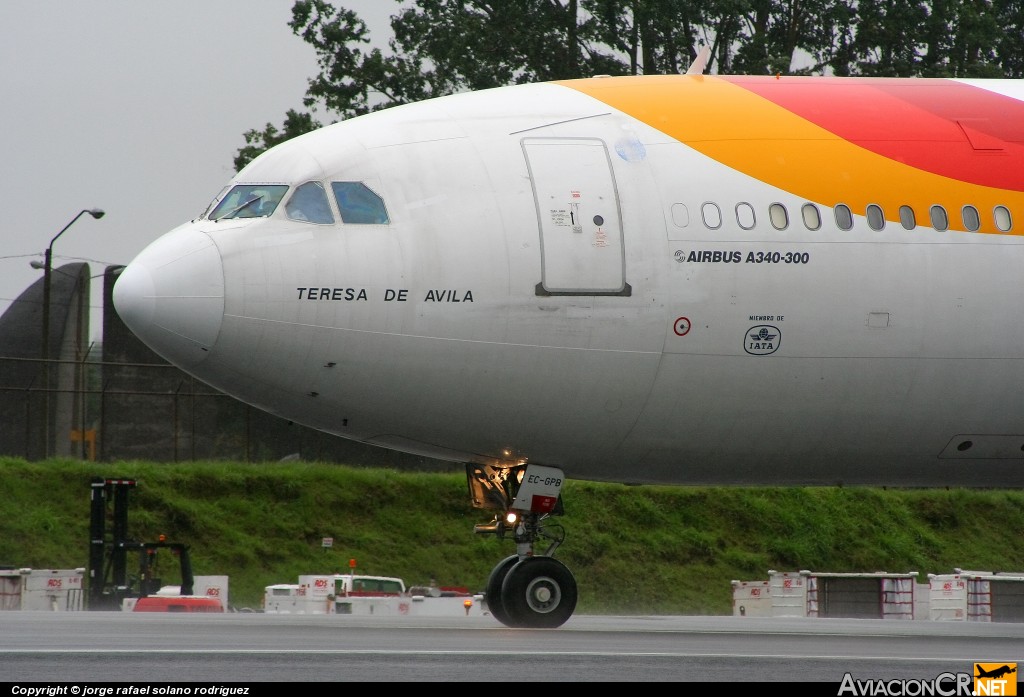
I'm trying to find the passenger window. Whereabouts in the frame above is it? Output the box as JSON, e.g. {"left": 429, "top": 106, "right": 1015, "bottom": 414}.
{"left": 735, "top": 203, "right": 755, "bottom": 230}
{"left": 286, "top": 182, "right": 335, "bottom": 224}
{"left": 769, "top": 203, "right": 788, "bottom": 230}
{"left": 331, "top": 182, "right": 390, "bottom": 224}
{"left": 866, "top": 204, "right": 885, "bottom": 231}
{"left": 994, "top": 206, "right": 1012, "bottom": 232}
{"left": 801, "top": 203, "right": 821, "bottom": 231}
{"left": 930, "top": 205, "right": 949, "bottom": 232}
{"left": 899, "top": 206, "right": 916, "bottom": 230}
{"left": 961, "top": 205, "right": 980, "bottom": 232}
{"left": 701, "top": 202, "right": 722, "bottom": 229}
{"left": 209, "top": 184, "right": 288, "bottom": 220}
{"left": 671, "top": 203, "right": 689, "bottom": 227}
{"left": 834, "top": 204, "right": 853, "bottom": 231}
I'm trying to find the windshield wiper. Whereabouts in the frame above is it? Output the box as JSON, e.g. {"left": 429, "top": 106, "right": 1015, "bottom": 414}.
{"left": 213, "top": 195, "right": 263, "bottom": 221}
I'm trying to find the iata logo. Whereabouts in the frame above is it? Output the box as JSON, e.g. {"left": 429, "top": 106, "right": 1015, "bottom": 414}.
{"left": 745, "top": 325, "right": 780, "bottom": 355}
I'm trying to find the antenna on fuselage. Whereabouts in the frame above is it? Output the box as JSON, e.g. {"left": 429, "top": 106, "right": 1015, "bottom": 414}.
{"left": 685, "top": 45, "right": 711, "bottom": 75}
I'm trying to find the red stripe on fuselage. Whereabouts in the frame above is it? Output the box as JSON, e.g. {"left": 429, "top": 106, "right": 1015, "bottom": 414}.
{"left": 721, "top": 76, "right": 1024, "bottom": 192}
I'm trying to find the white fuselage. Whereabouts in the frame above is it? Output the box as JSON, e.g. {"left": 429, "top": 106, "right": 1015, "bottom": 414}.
{"left": 114, "top": 77, "right": 1024, "bottom": 487}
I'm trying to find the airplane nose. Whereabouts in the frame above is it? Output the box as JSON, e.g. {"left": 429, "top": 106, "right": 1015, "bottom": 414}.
{"left": 113, "top": 226, "right": 224, "bottom": 369}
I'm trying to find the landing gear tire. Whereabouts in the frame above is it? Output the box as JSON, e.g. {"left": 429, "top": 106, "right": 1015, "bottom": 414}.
{"left": 468, "top": 463, "right": 574, "bottom": 628}
{"left": 501, "top": 556, "right": 577, "bottom": 629}
{"left": 484, "top": 555, "right": 519, "bottom": 627}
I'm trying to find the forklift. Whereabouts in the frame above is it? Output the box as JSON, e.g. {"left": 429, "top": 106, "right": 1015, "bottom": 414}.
{"left": 87, "top": 477, "right": 195, "bottom": 610}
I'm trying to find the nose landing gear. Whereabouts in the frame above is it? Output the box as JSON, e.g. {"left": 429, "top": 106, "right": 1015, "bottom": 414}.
{"left": 468, "top": 463, "right": 577, "bottom": 628}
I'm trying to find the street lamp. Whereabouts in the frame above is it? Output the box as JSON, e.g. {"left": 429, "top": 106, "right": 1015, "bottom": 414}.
{"left": 39, "top": 207, "right": 104, "bottom": 458}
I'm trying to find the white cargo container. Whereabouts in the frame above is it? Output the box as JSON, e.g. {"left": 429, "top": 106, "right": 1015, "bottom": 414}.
{"left": 769, "top": 570, "right": 811, "bottom": 617}
{"left": 731, "top": 580, "right": 771, "bottom": 617}
{"left": 768, "top": 570, "right": 918, "bottom": 619}
{"left": 806, "top": 571, "right": 917, "bottom": 619}
{"left": 0, "top": 568, "right": 85, "bottom": 611}
{"left": 928, "top": 573, "right": 970, "bottom": 621}
{"left": 929, "top": 570, "right": 1024, "bottom": 622}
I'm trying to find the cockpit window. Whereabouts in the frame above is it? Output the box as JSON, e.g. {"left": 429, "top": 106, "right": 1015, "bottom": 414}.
{"left": 201, "top": 186, "right": 230, "bottom": 220}
{"left": 331, "top": 182, "right": 390, "bottom": 224}
{"left": 209, "top": 184, "right": 288, "bottom": 220}
{"left": 286, "top": 182, "right": 335, "bottom": 224}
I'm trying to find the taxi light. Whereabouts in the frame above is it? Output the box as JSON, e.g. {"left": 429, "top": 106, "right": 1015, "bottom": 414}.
{"left": 505, "top": 511, "right": 518, "bottom": 525}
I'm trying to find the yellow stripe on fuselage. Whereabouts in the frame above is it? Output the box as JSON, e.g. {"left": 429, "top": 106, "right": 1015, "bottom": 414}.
{"left": 561, "top": 75, "right": 1023, "bottom": 235}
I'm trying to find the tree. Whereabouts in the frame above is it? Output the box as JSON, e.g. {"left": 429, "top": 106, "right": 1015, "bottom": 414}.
{"left": 234, "top": 110, "right": 322, "bottom": 174}
{"left": 294, "top": 0, "right": 433, "bottom": 116}
{"left": 729, "top": 0, "right": 821, "bottom": 75}
{"left": 233, "top": 0, "right": 1024, "bottom": 170}
{"left": 943, "top": 0, "right": 1004, "bottom": 77}
{"left": 850, "top": 0, "right": 929, "bottom": 76}
{"left": 235, "top": 0, "right": 625, "bottom": 170}
{"left": 390, "top": 0, "right": 626, "bottom": 88}
{"left": 848, "top": 0, "right": 1005, "bottom": 78}
{"left": 992, "top": 0, "right": 1024, "bottom": 78}
{"left": 584, "top": 0, "right": 705, "bottom": 75}
{"left": 235, "top": 0, "right": 415, "bottom": 171}
{"left": 800, "top": 0, "right": 859, "bottom": 76}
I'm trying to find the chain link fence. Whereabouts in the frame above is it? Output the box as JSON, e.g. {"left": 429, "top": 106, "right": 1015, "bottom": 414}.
{"left": 0, "top": 353, "right": 448, "bottom": 468}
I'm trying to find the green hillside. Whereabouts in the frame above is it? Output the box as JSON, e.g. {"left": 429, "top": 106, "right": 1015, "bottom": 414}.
{"left": 2, "top": 458, "right": 1023, "bottom": 614}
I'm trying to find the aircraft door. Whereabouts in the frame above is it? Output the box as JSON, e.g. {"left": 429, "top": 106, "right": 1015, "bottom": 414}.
{"left": 523, "top": 138, "right": 629, "bottom": 296}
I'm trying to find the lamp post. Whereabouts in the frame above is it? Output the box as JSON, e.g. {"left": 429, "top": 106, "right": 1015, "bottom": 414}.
{"left": 39, "top": 208, "right": 104, "bottom": 458}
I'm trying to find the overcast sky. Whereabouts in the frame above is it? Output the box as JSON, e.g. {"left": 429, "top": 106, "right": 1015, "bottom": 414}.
{"left": 0, "top": 1, "right": 398, "bottom": 342}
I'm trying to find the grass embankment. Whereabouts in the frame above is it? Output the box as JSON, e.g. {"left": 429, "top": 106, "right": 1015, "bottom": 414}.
{"left": 2, "top": 458, "right": 1023, "bottom": 613}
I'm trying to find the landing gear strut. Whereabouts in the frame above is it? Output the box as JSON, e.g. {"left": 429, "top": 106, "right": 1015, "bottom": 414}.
{"left": 468, "top": 463, "right": 577, "bottom": 628}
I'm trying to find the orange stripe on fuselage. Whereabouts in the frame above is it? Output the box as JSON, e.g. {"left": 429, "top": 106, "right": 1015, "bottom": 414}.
{"left": 559, "top": 75, "right": 1024, "bottom": 234}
